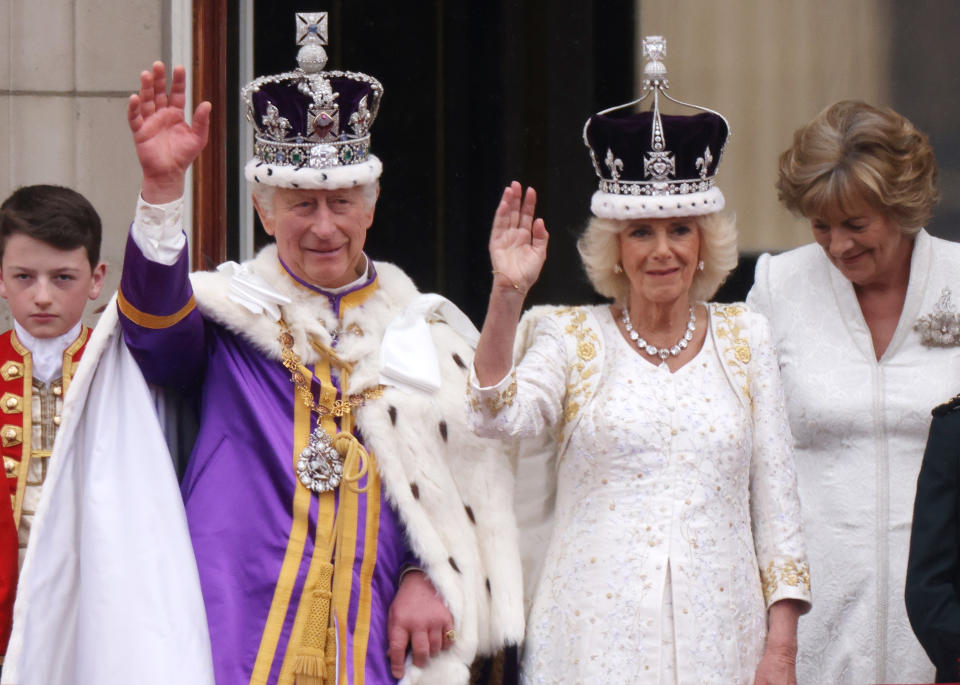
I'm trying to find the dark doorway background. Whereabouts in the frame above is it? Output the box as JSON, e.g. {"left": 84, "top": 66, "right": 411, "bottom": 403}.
{"left": 250, "top": 1, "right": 635, "bottom": 324}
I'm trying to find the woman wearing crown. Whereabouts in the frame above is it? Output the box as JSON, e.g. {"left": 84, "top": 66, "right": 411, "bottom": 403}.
{"left": 466, "top": 38, "right": 810, "bottom": 685}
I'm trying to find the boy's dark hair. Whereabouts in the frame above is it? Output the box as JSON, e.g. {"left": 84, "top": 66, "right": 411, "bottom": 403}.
{"left": 0, "top": 184, "right": 102, "bottom": 268}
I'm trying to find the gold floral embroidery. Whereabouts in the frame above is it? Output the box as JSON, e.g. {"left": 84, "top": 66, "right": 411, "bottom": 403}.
{"left": 484, "top": 376, "right": 517, "bottom": 418}
{"left": 558, "top": 308, "right": 601, "bottom": 435}
{"left": 761, "top": 558, "right": 811, "bottom": 602}
{"left": 712, "top": 303, "right": 752, "bottom": 403}
{"left": 467, "top": 387, "right": 483, "bottom": 413}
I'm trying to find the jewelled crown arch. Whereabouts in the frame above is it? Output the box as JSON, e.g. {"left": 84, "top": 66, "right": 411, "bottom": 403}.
{"left": 241, "top": 11, "right": 385, "bottom": 190}
{"left": 583, "top": 36, "right": 731, "bottom": 219}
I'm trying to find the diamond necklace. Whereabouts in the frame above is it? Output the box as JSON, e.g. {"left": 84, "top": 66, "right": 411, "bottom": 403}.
{"left": 621, "top": 305, "right": 696, "bottom": 360}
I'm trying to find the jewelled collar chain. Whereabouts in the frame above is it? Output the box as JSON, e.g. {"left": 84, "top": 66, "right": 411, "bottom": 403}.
{"left": 278, "top": 318, "right": 384, "bottom": 494}
{"left": 278, "top": 318, "right": 384, "bottom": 418}
{"left": 621, "top": 305, "right": 696, "bottom": 360}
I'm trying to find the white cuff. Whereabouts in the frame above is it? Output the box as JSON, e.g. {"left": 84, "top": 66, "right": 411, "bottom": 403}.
{"left": 132, "top": 194, "right": 187, "bottom": 265}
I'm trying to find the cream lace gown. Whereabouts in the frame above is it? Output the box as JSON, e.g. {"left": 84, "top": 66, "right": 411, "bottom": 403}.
{"left": 468, "top": 305, "right": 810, "bottom": 685}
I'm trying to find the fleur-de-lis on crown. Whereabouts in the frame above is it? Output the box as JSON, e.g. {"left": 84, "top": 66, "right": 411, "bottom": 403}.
{"left": 605, "top": 149, "right": 624, "bottom": 182}
{"left": 349, "top": 95, "right": 373, "bottom": 136}
{"left": 696, "top": 146, "right": 714, "bottom": 180}
{"left": 262, "top": 103, "right": 291, "bottom": 141}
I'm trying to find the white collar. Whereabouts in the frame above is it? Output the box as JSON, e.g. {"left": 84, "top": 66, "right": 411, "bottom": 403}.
{"left": 13, "top": 320, "right": 83, "bottom": 384}
{"left": 322, "top": 254, "right": 372, "bottom": 294}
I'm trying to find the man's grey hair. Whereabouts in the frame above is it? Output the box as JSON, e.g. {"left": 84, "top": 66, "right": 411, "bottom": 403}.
{"left": 251, "top": 181, "right": 379, "bottom": 219}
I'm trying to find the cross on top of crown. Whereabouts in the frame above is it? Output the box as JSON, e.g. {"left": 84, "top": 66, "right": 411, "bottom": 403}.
{"left": 642, "top": 36, "right": 666, "bottom": 63}
{"left": 296, "top": 12, "right": 328, "bottom": 46}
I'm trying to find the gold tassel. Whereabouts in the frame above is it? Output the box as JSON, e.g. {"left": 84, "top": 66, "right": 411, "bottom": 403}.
{"left": 325, "top": 627, "right": 338, "bottom": 677}
{"left": 292, "top": 563, "right": 335, "bottom": 683}
{"left": 292, "top": 652, "right": 326, "bottom": 685}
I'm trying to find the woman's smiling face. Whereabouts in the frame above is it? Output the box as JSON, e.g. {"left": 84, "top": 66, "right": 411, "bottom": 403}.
{"left": 618, "top": 217, "right": 701, "bottom": 306}
{"left": 809, "top": 201, "right": 911, "bottom": 287}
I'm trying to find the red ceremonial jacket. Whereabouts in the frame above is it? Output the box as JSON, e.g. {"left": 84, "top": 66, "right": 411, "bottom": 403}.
{"left": 0, "top": 326, "right": 89, "bottom": 662}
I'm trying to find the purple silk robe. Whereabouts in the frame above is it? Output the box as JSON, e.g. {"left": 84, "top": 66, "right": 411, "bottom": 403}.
{"left": 118, "top": 235, "right": 411, "bottom": 684}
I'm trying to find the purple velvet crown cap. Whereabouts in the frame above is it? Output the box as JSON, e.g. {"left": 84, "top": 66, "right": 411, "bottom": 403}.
{"left": 242, "top": 12, "right": 384, "bottom": 191}
{"left": 583, "top": 108, "right": 729, "bottom": 220}
{"left": 249, "top": 76, "right": 377, "bottom": 143}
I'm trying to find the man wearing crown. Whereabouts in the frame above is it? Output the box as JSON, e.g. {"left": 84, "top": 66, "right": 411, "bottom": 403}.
{"left": 46, "top": 16, "right": 520, "bottom": 685}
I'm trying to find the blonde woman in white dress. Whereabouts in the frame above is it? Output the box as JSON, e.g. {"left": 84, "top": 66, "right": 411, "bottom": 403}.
{"left": 467, "top": 41, "right": 811, "bottom": 685}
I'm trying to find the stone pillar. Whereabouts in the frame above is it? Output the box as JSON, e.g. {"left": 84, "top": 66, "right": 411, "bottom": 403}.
{"left": 0, "top": 0, "right": 167, "bottom": 330}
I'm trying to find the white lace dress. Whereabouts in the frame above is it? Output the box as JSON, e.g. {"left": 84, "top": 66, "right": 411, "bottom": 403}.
{"left": 467, "top": 304, "right": 810, "bottom": 685}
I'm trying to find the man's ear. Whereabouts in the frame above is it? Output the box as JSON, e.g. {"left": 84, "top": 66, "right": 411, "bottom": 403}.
{"left": 88, "top": 261, "right": 107, "bottom": 301}
{"left": 252, "top": 194, "right": 276, "bottom": 236}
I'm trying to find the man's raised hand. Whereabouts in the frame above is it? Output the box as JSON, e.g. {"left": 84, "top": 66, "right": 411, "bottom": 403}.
{"left": 127, "top": 62, "right": 211, "bottom": 204}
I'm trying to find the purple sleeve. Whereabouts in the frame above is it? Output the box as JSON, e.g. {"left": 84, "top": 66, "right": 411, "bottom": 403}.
{"left": 117, "top": 227, "right": 207, "bottom": 389}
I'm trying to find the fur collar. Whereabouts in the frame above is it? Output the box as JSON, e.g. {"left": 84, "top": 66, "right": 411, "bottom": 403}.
{"left": 190, "top": 244, "right": 418, "bottom": 390}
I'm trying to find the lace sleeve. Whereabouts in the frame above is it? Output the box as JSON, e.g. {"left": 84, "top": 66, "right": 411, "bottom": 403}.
{"left": 747, "top": 311, "right": 813, "bottom": 609}
{"left": 466, "top": 314, "right": 569, "bottom": 440}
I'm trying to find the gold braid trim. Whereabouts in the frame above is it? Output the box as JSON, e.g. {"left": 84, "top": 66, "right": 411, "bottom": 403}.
{"left": 310, "top": 339, "right": 355, "bottom": 375}
{"left": 332, "top": 433, "right": 371, "bottom": 494}
{"left": 117, "top": 288, "right": 197, "bottom": 329}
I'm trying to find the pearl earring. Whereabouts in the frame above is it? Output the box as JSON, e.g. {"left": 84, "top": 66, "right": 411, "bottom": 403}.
{"left": 697, "top": 260, "right": 705, "bottom": 272}
{"left": 613, "top": 263, "right": 623, "bottom": 274}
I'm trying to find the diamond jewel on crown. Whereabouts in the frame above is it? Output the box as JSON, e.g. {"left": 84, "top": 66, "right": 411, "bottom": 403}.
{"left": 605, "top": 148, "right": 624, "bottom": 182}
{"left": 241, "top": 10, "right": 383, "bottom": 172}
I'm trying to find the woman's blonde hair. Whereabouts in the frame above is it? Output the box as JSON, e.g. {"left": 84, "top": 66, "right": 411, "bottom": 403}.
{"left": 776, "top": 100, "right": 939, "bottom": 235}
{"left": 577, "top": 210, "right": 738, "bottom": 304}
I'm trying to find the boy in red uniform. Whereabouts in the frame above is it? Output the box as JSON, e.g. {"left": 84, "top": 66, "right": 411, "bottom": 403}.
{"left": 0, "top": 185, "right": 106, "bottom": 663}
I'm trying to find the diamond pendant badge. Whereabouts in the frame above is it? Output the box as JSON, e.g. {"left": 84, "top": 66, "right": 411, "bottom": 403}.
{"left": 296, "top": 425, "right": 344, "bottom": 493}
{"left": 915, "top": 286, "right": 960, "bottom": 347}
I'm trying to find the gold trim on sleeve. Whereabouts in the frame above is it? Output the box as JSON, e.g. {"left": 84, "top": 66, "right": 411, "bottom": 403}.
{"left": 484, "top": 376, "right": 517, "bottom": 418}
{"left": 117, "top": 288, "right": 197, "bottom": 330}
